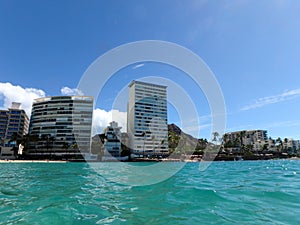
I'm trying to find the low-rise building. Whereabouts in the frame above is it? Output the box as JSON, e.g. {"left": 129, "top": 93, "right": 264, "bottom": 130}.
{"left": 0, "top": 102, "right": 29, "bottom": 159}
{"left": 224, "top": 130, "right": 267, "bottom": 146}
{"left": 0, "top": 102, "right": 29, "bottom": 146}
{"left": 223, "top": 130, "right": 268, "bottom": 153}
{"left": 282, "top": 138, "right": 299, "bottom": 154}
{"left": 103, "top": 121, "right": 122, "bottom": 161}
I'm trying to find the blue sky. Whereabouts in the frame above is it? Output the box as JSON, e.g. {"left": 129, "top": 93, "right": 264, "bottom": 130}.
{"left": 1, "top": 0, "right": 300, "bottom": 140}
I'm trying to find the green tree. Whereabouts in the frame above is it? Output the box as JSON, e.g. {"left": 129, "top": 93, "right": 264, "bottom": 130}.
{"left": 276, "top": 137, "right": 283, "bottom": 154}
{"left": 62, "top": 142, "right": 70, "bottom": 159}
{"left": 9, "top": 132, "right": 21, "bottom": 145}
{"left": 212, "top": 131, "right": 220, "bottom": 144}
{"left": 234, "top": 139, "right": 239, "bottom": 148}
{"left": 41, "top": 134, "right": 55, "bottom": 159}
{"left": 151, "top": 135, "right": 156, "bottom": 157}
{"left": 28, "top": 134, "right": 40, "bottom": 157}
{"left": 240, "top": 131, "right": 247, "bottom": 154}
{"left": 283, "top": 138, "right": 288, "bottom": 153}
{"left": 222, "top": 133, "right": 232, "bottom": 154}
{"left": 9, "top": 132, "right": 21, "bottom": 158}
{"left": 72, "top": 142, "right": 79, "bottom": 151}
{"left": 71, "top": 142, "right": 80, "bottom": 159}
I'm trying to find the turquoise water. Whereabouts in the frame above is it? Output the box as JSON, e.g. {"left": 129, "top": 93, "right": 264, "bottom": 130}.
{"left": 0, "top": 160, "right": 300, "bottom": 225}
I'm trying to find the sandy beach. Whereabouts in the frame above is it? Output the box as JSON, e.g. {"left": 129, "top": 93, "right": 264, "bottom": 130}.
{"left": 0, "top": 159, "right": 68, "bottom": 163}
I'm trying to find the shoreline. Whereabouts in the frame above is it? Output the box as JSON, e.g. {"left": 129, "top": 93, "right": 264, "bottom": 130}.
{"left": 1, "top": 156, "right": 299, "bottom": 163}
{"left": 0, "top": 159, "right": 68, "bottom": 163}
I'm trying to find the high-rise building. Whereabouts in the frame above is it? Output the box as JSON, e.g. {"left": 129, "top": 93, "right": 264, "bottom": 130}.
{"left": 127, "top": 81, "right": 168, "bottom": 157}
{"left": 28, "top": 96, "right": 93, "bottom": 159}
{"left": 0, "top": 102, "right": 29, "bottom": 147}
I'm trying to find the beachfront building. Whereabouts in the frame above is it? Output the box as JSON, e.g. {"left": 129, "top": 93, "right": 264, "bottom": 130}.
{"left": 264, "top": 138, "right": 276, "bottom": 152}
{"left": 102, "top": 121, "right": 122, "bottom": 161}
{"left": 282, "top": 138, "right": 300, "bottom": 154}
{"left": 0, "top": 102, "right": 29, "bottom": 159}
{"left": 27, "top": 96, "right": 93, "bottom": 159}
{"left": 0, "top": 102, "right": 29, "bottom": 146}
{"left": 223, "top": 130, "right": 268, "bottom": 153}
{"left": 127, "top": 80, "right": 168, "bottom": 157}
{"left": 224, "top": 130, "right": 268, "bottom": 146}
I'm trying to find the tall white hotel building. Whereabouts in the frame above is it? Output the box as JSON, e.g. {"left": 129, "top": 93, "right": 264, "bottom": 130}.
{"left": 127, "top": 81, "right": 169, "bottom": 157}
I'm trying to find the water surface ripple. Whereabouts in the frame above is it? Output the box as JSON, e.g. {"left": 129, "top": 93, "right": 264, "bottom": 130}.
{"left": 0, "top": 160, "right": 299, "bottom": 224}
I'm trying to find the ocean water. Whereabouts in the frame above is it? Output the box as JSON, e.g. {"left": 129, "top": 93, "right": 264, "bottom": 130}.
{"left": 0, "top": 160, "right": 300, "bottom": 225}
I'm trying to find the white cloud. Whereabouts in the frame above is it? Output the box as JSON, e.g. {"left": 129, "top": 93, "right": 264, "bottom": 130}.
{"left": 132, "top": 63, "right": 144, "bottom": 70}
{"left": 92, "top": 108, "right": 127, "bottom": 135}
{"left": 0, "top": 83, "right": 127, "bottom": 136}
{"left": 0, "top": 82, "right": 46, "bottom": 116}
{"left": 241, "top": 89, "right": 300, "bottom": 111}
{"left": 61, "top": 87, "right": 84, "bottom": 96}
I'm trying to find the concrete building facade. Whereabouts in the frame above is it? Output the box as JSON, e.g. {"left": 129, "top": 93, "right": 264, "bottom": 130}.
{"left": 283, "top": 138, "right": 300, "bottom": 154}
{"left": 103, "top": 121, "right": 122, "bottom": 160}
{"left": 225, "top": 130, "right": 268, "bottom": 147}
{"left": 223, "top": 130, "right": 269, "bottom": 154}
{"left": 28, "top": 96, "right": 93, "bottom": 159}
{"left": 0, "top": 102, "right": 29, "bottom": 159}
{"left": 127, "top": 81, "right": 168, "bottom": 157}
{"left": 0, "top": 102, "right": 29, "bottom": 146}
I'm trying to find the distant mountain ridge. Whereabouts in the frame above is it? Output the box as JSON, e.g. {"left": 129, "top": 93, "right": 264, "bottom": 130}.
{"left": 168, "top": 123, "right": 208, "bottom": 154}
{"left": 168, "top": 123, "right": 182, "bottom": 135}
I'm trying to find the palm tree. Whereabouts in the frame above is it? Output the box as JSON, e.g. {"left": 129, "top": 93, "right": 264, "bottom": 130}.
{"left": 49, "top": 136, "right": 55, "bottom": 159}
{"left": 142, "top": 131, "right": 146, "bottom": 158}
{"left": 151, "top": 135, "right": 156, "bottom": 157}
{"left": 276, "top": 137, "right": 283, "bottom": 155}
{"left": 222, "top": 133, "right": 229, "bottom": 153}
{"left": 40, "top": 134, "right": 48, "bottom": 155}
{"left": 29, "top": 134, "right": 40, "bottom": 158}
{"left": 240, "top": 131, "right": 246, "bottom": 154}
{"left": 248, "top": 144, "right": 254, "bottom": 153}
{"left": 9, "top": 132, "right": 20, "bottom": 145}
{"left": 9, "top": 132, "right": 20, "bottom": 158}
{"left": 283, "top": 138, "right": 288, "bottom": 153}
{"left": 41, "top": 134, "right": 55, "bottom": 159}
{"left": 222, "top": 133, "right": 229, "bottom": 144}
{"left": 19, "top": 134, "right": 29, "bottom": 148}
{"left": 234, "top": 133, "right": 241, "bottom": 147}
{"left": 62, "top": 142, "right": 70, "bottom": 159}
{"left": 212, "top": 131, "right": 220, "bottom": 144}
{"left": 71, "top": 142, "right": 79, "bottom": 159}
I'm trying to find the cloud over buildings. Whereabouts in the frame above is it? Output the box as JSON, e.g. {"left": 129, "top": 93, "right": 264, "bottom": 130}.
{"left": 60, "top": 87, "right": 84, "bottom": 96}
{"left": 0, "top": 82, "right": 46, "bottom": 116}
{"left": 0, "top": 82, "right": 126, "bottom": 135}
{"left": 92, "top": 108, "right": 127, "bottom": 135}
